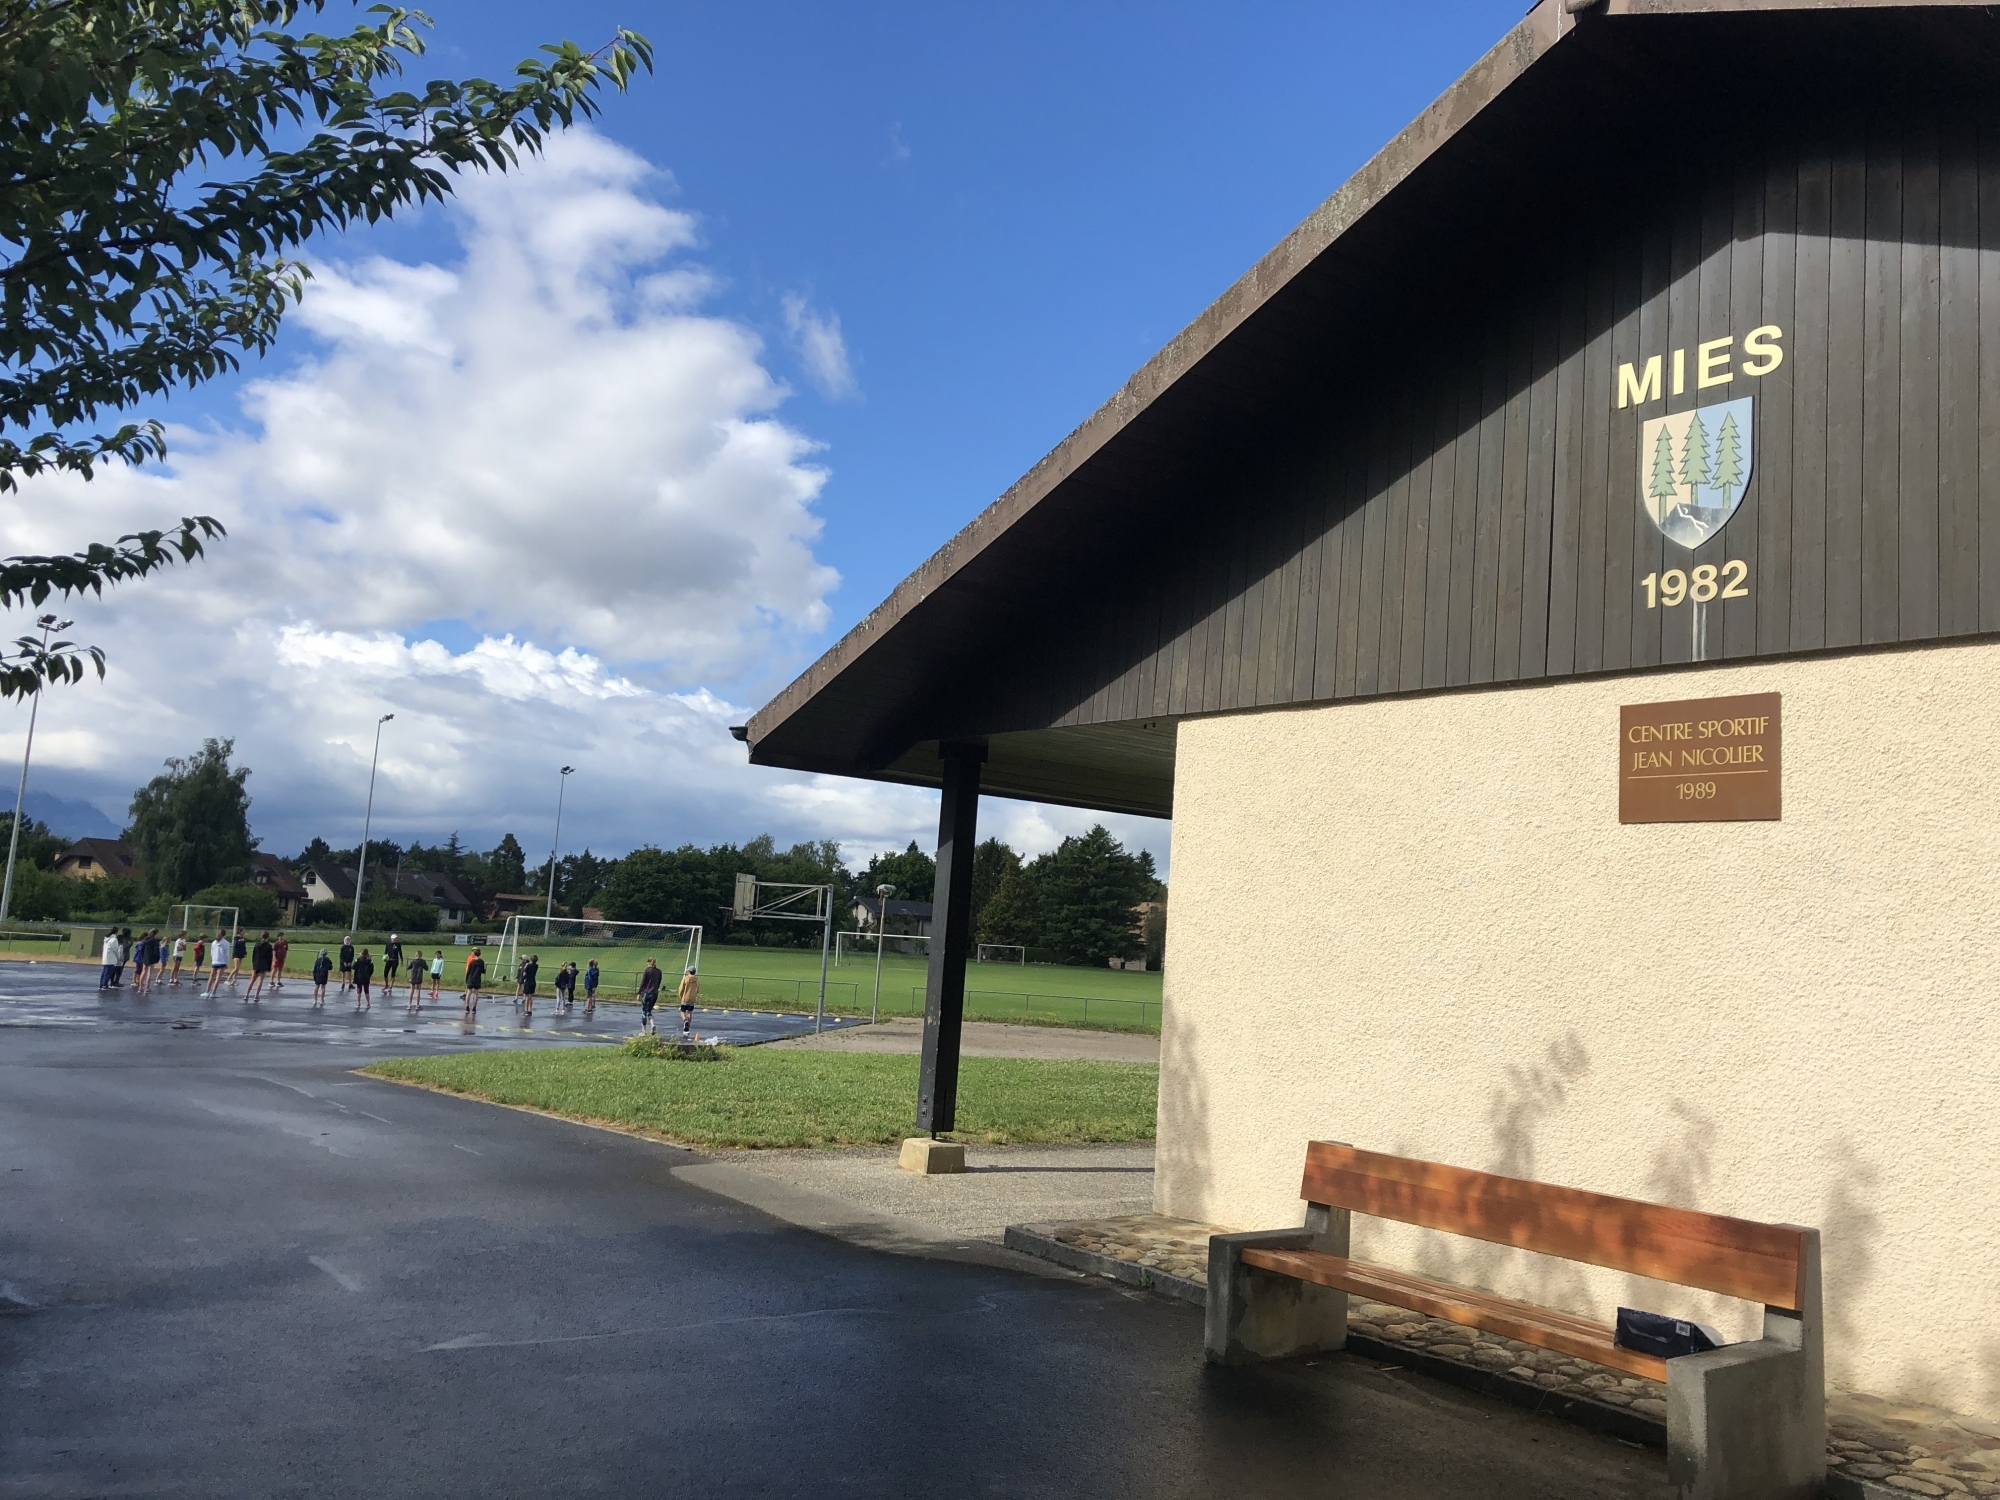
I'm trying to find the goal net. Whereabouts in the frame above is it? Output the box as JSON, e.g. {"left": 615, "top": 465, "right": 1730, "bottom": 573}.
{"left": 169, "top": 904, "right": 241, "bottom": 941}
{"left": 833, "top": 929, "right": 930, "bottom": 965}
{"left": 976, "top": 943, "right": 1026, "bottom": 964}
{"left": 494, "top": 914, "right": 703, "bottom": 999}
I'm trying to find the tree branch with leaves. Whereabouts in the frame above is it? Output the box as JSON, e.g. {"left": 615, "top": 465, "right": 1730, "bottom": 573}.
{"left": 0, "top": 1, "right": 652, "bottom": 694}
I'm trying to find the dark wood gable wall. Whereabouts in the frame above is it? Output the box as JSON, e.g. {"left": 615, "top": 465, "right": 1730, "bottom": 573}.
{"left": 994, "top": 106, "right": 2000, "bottom": 737}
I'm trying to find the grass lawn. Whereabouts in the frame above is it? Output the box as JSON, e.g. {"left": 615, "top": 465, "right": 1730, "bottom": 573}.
{"left": 361, "top": 1047, "right": 1158, "bottom": 1149}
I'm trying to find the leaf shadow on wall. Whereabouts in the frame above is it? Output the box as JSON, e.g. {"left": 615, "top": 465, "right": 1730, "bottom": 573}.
{"left": 1380, "top": 1031, "right": 1599, "bottom": 1315}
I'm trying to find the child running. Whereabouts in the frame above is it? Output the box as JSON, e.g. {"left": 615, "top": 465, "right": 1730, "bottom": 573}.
{"left": 352, "top": 947, "right": 374, "bottom": 1009}
{"left": 227, "top": 929, "right": 247, "bottom": 986}
{"left": 311, "top": 948, "right": 332, "bottom": 1007}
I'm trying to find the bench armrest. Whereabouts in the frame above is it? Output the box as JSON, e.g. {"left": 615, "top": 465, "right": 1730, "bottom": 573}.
{"left": 1205, "top": 1223, "right": 1350, "bottom": 1365}
{"left": 1666, "top": 1338, "right": 1825, "bottom": 1499}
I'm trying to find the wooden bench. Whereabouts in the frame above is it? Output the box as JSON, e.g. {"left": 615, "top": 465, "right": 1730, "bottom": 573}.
{"left": 1207, "top": 1142, "right": 1824, "bottom": 1500}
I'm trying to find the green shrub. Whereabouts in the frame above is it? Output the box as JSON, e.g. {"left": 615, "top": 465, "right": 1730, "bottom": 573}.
{"left": 186, "top": 883, "right": 282, "bottom": 929}
{"left": 358, "top": 897, "right": 439, "bottom": 933}
{"left": 620, "top": 1034, "right": 729, "bottom": 1061}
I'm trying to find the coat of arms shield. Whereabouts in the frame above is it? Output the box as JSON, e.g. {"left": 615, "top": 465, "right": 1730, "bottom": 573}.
{"left": 1639, "top": 396, "right": 1753, "bottom": 549}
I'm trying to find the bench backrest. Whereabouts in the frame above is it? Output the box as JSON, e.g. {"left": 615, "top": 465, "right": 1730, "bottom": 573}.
{"left": 1301, "top": 1142, "right": 1807, "bottom": 1311}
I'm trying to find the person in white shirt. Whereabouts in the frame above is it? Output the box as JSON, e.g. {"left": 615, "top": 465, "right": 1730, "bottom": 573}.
{"left": 97, "top": 932, "right": 124, "bottom": 992}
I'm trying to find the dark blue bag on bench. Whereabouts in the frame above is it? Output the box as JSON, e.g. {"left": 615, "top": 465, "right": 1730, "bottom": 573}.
{"left": 1614, "top": 1308, "right": 1725, "bottom": 1359}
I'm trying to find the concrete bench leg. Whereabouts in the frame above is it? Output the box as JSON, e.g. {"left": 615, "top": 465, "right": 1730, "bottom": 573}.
{"left": 1666, "top": 1230, "right": 1825, "bottom": 1500}
{"left": 1204, "top": 1203, "right": 1351, "bottom": 1366}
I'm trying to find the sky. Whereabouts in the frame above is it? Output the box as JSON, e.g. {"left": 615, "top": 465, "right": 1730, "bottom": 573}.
{"left": 1, "top": 1, "right": 1522, "bottom": 878}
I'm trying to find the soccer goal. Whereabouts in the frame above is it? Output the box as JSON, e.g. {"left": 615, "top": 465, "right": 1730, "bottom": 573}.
{"left": 169, "top": 904, "right": 240, "bottom": 940}
{"left": 833, "top": 929, "right": 931, "bottom": 965}
{"left": 976, "top": 943, "right": 1026, "bottom": 964}
{"left": 494, "top": 913, "right": 702, "bottom": 1000}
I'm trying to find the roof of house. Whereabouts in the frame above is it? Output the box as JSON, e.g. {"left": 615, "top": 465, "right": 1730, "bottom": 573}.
{"left": 741, "top": 0, "right": 2000, "bottom": 818}
{"left": 300, "top": 865, "right": 475, "bottom": 911}
{"left": 249, "top": 852, "right": 305, "bottom": 897}
{"left": 857, "top": 898, "right": 935, "bottom": 920}
{"left": 57, "top": 838, "right": 137, "bottom": 872}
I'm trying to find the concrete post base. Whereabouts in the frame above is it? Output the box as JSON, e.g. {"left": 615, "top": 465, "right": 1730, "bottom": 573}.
{"left": 898, "top": 1137, "right": 966, "bottom": 1175}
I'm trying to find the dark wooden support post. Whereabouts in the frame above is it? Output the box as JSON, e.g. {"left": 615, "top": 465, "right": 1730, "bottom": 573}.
{"left": 917, "top": 742, "right": 984, "bottom": 1134}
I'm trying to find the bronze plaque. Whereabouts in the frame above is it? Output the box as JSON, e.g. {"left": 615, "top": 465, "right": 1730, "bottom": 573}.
{"left": 1620, "top": 692, "right": 1781, "bottom": 823}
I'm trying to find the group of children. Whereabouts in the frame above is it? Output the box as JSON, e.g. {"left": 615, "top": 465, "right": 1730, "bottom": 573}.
{"left": 304, "top": 934, "right": 451, "bottom": 1011}
{"left": 94, "top": 927, "right": 701, "bottom": 1035}
{"left": 501, "top": 954, "right": 602, "bottom": 1017}
{"left": 97, "top": 927, "right": 289, "bottom": 1001}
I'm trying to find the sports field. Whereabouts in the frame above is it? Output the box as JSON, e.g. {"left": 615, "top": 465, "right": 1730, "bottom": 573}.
{"left": 483, "top": 941, "right": 1163, "bottom": 1031}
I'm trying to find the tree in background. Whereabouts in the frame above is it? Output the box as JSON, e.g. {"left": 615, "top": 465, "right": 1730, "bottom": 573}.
{"left": 974, "top": 825, "right": 1163, "bottom": 967}
{"left": 294, "top": 835, "right": 335, "bottom": 868}
{"left": 0, "top": 3, "right": 652, "bottom": 699}
{"left": 126, "top": 738, "right": 254, "bottom": 896}
{"left": 1029, "top": 826, "right": 1156, "bottom": 967}
{"left": 969, "top": 838, "right": 1020, "bottom": 935}
{"left": 975, "top": 864, "right": 1040, "bottom": 950}
{"left": 862, "top": 841, "right": 935, "bottom": 904}
{"left": 485, "top": 834, "right": 528, "bottom": 894}
{"left": 0, "top": 812, "right": 66, "bottom": 872}
{"left": 599, "top": 845, "right": 728, "bottom": 929}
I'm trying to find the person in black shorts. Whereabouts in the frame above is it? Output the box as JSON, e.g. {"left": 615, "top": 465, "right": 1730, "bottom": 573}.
{"left": 338, "top": 938, "right": 355, "bottom": 992}
{"left": 352, "top": 947, "right": 375, "bottom": 1009}
{"left": 636, "top": 959, "right": 662, "bottom": 1033}
{"left": 246, "top": 932, "right": 273, "bottom": 1002}
{"left": 519, "top": 954, "right": 539, "bottom": 1018}
{"left": 311, "top": 948, "right": 332, "bottom": 1007}
{"left": 462, "top": 949, "right": 486, "bottom": 1016}
{"left": 406, "top": 951, "right": 425, "bottom": 1010}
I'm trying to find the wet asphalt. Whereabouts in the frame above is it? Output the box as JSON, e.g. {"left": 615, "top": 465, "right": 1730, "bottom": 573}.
{"left": 0, "top": 962, "right": 1671, "bottom": 1499}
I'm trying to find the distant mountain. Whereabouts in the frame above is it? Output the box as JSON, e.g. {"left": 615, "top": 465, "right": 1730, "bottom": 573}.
{"left": 22, "top": 791, "right": 118, "bottom": 841}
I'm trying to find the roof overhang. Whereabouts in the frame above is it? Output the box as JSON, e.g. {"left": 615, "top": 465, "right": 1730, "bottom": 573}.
{"left": 745, "top": 0, "right": 2000, "bottom": 817}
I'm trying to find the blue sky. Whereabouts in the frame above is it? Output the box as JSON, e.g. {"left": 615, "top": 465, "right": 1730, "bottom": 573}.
{"left": 8, "top": 3, "right": 1522, "bottom": 872}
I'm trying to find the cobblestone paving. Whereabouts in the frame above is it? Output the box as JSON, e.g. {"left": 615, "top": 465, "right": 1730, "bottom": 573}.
{"left": 1038, "top": 1214, "right": 2000, "bottom": 1497}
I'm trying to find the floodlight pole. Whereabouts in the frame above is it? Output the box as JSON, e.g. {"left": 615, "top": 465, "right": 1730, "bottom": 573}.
{"left": 543, "top": 765, "right": 573, "bottom": 936}
{"left": 871, "top": 882, "right": 896, "bottom": 1024}
{"left": 348, "top": 714, "right": 393, "bottom": 942}
{"left": 0, "top": 614, "right": 69, "bottom": 928}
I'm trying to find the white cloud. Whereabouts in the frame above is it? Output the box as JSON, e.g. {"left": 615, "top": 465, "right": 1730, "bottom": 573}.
{"left": 781, "top": 293, "right": 859, "bottom": 400}
{"left": 0, "top": 126, "right": 1171, "bottom": 879}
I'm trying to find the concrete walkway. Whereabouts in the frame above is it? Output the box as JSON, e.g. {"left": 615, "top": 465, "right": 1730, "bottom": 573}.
{"left": 765, "top": 1014, "right": 1159, "bottom": 1062}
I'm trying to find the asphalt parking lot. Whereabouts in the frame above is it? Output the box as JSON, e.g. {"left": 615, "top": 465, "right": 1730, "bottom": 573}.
{"left": 0, "top": 963, "right": 1670, "bottom": 1499}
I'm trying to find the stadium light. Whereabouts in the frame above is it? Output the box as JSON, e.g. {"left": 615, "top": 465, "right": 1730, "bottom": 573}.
{"left": 0, "top": 614, "right": 73, "bottom": 928}
{"left": 872, "top": 882, "right": 897, "bottom": 1023}
{"left": 348, "top": 714, "right": 394, "bottom": 942}
{"left": 543, "top": 765, "right": 574, "bottom": 935}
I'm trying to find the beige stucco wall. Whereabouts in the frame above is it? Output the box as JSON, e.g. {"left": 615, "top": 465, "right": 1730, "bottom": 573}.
{"left": 1157, "top": 637, "right": 2000, "bottom": 1417}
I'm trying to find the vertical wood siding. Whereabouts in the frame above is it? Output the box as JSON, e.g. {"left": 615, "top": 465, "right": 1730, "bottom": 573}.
{"left": 1037, "top": 110, "right": 2000, "bottom": 731}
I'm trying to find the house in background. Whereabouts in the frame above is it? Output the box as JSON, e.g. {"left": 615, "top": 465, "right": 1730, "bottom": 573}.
{"left": 52, "top": 839, "right": 139, "bottom": 883}
{"left": 851, "top": 897, "right": 934, "bottom": 938}
{"left": 249, "top": 854, "right": 306, "bottom": 925}
{"left": 299, "top": 864, "right": 478, "bottom": 927}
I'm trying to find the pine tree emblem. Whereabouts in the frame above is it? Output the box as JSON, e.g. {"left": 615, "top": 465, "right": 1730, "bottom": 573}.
{"left": 1636, "top": 395, "right": 1753, "bottom": 549}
